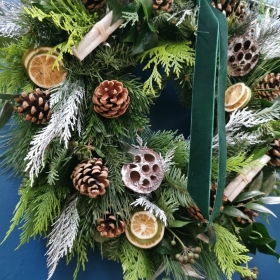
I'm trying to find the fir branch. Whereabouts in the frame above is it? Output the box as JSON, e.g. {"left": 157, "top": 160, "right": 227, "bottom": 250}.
{"left": 46, "top": 194, "right": 80, "bottom": 280}
{"left": 120, "top": 238, "right": 154, "bottom": 280}
{"left": 164, "top": 166, "right": 194, "bottom": 208}
{"left": 0, "top": 119, "right": 39, "bottom": 177}
{"left": 212, "top": 223, "right": 253, "bottom": 280}
{"left": 0, "top": 36, "right": 33, "bottom": 94}
{"left": 212, "top": 153, "right": 257, "bottom": 181}
{"left": 155, "top": 189, "right": 179, "bottom": 226}
{"left": 131, "top": 196, "right": 168, "bottom": 225}
{"left": 0, "top": 1, "right": 26, "bottom": 38}
{"left": 18, "top": 182, "right": 68, "bottom": 246}
{"left": 24, "top": 79, "right": 85, "bottom": 184}
{"left": 1, "top": 183, "right": 32, "bottom": 244}
{"left": 101, "top": 234, "right": 125, "bottom": 261}
{"left": 138, "top": 41, "right": 195, "bottom": 94}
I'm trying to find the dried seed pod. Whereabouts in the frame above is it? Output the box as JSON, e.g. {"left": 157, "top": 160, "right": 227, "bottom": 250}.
{"left": 153, "top": 0, "right": 173, "bottom": 13}
{"left": 228, "top": 35, "right": 260, "bottom": 77}
{"left": 121, "top": 148, "right": 164, "bottom": 193}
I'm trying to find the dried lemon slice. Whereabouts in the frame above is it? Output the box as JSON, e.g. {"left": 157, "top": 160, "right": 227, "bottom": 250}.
{"left": 27, "top": 53, "right": 66, "bottom": 89}
{"left": 225, "top": 83, "right": 246, "bottom": 107}
{"left": 225, "top": 86, "right": 252, "bottom": 112}
{"left": 125, "top": 211, "right": 165, "bottom": 249}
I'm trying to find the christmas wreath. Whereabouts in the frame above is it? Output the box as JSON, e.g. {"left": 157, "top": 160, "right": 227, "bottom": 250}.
{"left": 1, "top": 0, "right": 280, "bottom": 279}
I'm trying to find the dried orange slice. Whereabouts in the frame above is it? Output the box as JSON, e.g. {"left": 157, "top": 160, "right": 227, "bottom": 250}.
{"left": 22, "top": 46, "right": 57, "bottom": 69}
{"left": 125, "top": 211, "right": 165, "bottom": 249}
{"left": 27, "top": 53, "right": 66, "bottom": 89}
{"left": 225, "top": 83, "right": 246, "bottom": 107}
{"left": 225, "top": 86, "right": 252, "bottom": 112}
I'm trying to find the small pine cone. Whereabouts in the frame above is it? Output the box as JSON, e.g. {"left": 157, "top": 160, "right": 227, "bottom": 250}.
{"left": 92, "top": 80, "right": 130, "bottom": 118}
{"left": 255, "top": 73, "right": 280, "bottom": 101}
{"left": 187, "top": 184, "right": 227, "bottom": 222}
{"left": 97, "top": 209, "right": 126, "bottom": 238}
{"left": 70, "top": 158, "right": 109, "bottom": 198}
{"left": 81, "top": 0, "right": 106, "bottom": 13}
{"left": 14, "top": 88, "right": 51, "bottom": 124}
{"left": 267, "top": 138, "right": 280, "bottom": 167}
{"left": 153, "top": 0, "right": 173, "bottom": 13}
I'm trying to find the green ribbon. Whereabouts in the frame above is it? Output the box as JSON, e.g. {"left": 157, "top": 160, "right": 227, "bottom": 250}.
{"left": 186, "top": 0, "right": 227, "bottom": 223}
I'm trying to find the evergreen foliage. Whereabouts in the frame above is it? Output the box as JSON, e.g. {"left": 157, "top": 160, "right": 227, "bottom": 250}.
{"left": 120, "top": 239, "right": 154, "bottom": 280}
{"left": 212, "top": 223, "right": 253, "bottom": 279}
{"left": 0, "top": 36, "right": 33, "bottom": 94}
{"left": 138, "top": 41, "right": 195, "bottom": 94}
{"left": 24, "top": 0, "right": 98, "bottom": 67}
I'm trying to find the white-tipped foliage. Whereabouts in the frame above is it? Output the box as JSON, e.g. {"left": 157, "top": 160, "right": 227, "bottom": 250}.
{"left": 25, "top": 80, "right": 85, "bottom": 184}
{"left": 131, "top": 196, "right": 167, "bottom": 226}
{"left": 46, "top": 195, "right": 80, "bottom": 280}
{"left": 0, "top": 1, "right": 25, "bottom": 38}
{"left": 213, "top": 108, "right": 269, "bottom": 149}
{"left": 161, "top": 147, "right": 176, "bottom": 172}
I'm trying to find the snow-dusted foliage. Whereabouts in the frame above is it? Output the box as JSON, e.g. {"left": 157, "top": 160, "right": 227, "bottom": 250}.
{"left": 131, "top": 196, "right": 167, "bottom": 226}
{"left": 0, "top": 1, "right": 25, "bottom": 38}
{"left": 46, "top": 195, "right": 80, "bottom": 280}
{"left": 161, "top": 147, "right": 176, "bottom": 172}
{"left": 25, "top": 80, "right": 85, "bottom": 184}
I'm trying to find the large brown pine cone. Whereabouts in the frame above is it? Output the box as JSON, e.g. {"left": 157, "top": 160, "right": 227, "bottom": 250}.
{"left": 255, "top": 73, "right": 280, "bottom": 101}
{"left": 92, "top": 80, "right": 130, "bottom": 118}
{"left": 97, "top": 208, "right": 126, "bottom": 238}
{"left": 14, "top": 88, "right": 51, "bottom": 124}
{"left": 70, "top": 158, "right": 109, "bottom": 198}
{"left": 81, "top": 0, "right": 106, "bottom": 13}
{"left": 153, "top": 0, "right": 173, "bottom": 13}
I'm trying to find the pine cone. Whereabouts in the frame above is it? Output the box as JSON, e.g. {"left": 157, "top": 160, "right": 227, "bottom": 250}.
{"left": 211, "top": 0, "right": 247, "bottom": 20}
{"left": 255, "top": 73, "right": 280, "bottom": 101}
{"left": 81, "top": 0, "right": 106, "bottom": 13}
{"left": 92, "top": 80, "right": 130, "bottom": 118}
{"left": 153, "top": 0, "right": 173, "bottom": 13}
{"left": 71, "top": 158, "right": 109, "bottom": 198}
{"left": 267, "top": 138, "right": 280, "bottom": 167}
{"left": 97, "top": 208, "right": 126, "bottom": 238}
{"left": 14, "top": 88, "right": 51, "bottom": 124}
{"left": 187, "top": 184, "right": 227, "bottom": 222}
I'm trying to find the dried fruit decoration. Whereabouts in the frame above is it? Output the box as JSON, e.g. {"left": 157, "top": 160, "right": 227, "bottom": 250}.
{"left": 121, "top": 148, "right": 164, "bottom": 194}
{"left": 125, "top": 211, "right": 165, "bottom": 249}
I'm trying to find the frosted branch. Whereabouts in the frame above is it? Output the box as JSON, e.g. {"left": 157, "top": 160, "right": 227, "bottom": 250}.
{"left": 161, "top": 147, "right": 176, "bottom": 172}
{"left": 46, "top": 195, "right": 80, "bottom": 280}
{"left": 131, "top": 196, "right": 167, "bottom": 226}
{"left": 132, "top": 134, "right": 147, "bottom": 149}
{"left": 25, "top": 80, "right": 85, "bottom": 184}
{"left": 0, "top": 1, "right": 26, "bottom": 38}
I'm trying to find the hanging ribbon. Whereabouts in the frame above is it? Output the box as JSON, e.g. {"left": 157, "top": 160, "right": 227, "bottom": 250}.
{"left": 186, "top": 0, "right": 227, "bottom": 223}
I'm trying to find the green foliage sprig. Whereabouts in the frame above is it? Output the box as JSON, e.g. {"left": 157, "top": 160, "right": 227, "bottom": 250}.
{"left": 138, "top": 41, "right": 195, "bottom": 94}
{"left": 212, "top": 223, "right": 253, "bottom": 280}
{"left": 24, "top": 0, "right": 98, "bottom": 67}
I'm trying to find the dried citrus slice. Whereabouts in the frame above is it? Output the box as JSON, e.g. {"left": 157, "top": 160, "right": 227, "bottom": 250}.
{"left": 22, "top": 46, "right": 58, "bottom": 69}
{"left": 225, "top": 82, "right": 246, "bottom": 107}
{"left": 225, "top": 86, "right": 252, "bottom": 112}
{"left": 27, "top": 53, "right": 66, "bottom": 89}
{"left": 125, "top": 211, "right": 165, "bottom": 249}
